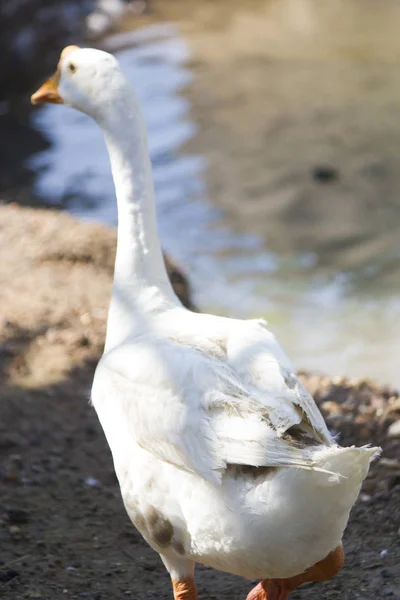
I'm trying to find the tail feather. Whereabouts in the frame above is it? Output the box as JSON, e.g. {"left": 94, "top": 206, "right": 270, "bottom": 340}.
{"left": 311, "top": 445, "right": 381, "bottom": 484}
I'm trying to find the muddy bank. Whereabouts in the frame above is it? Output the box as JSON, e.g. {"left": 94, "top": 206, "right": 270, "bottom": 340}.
{"left": 0, "top": 204, "right": 193, "bottom": 388}
{"left": 1, "top": 205, "right": 399, "bottom": 599}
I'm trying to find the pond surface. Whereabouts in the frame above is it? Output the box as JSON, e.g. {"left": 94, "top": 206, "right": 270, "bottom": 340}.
{"left": 28, "top": 0, "right": 400, "bottom": 385}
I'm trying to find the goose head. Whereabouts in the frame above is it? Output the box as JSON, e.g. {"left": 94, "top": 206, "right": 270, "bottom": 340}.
{"left": 31, "top": 46, "right": 128, "bottom": 121}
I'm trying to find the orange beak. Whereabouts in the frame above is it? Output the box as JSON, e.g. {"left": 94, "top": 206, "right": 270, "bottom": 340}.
{"left": 31, "top": 45, "right": 80, "bottom": 106}
{"left": 31, "top": 70, "right": 62, "bottom": 105}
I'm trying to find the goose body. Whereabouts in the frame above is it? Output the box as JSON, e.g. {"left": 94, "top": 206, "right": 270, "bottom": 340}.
{"left": 32, "top": 47, "right": 380, "bottom": 600}
{"left": 93, "top": 309, "right": 375, "bottom": 581}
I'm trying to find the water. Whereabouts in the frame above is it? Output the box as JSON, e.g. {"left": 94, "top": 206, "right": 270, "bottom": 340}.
{"left": 27, "top": 1, "right": 400, "bottom": 386}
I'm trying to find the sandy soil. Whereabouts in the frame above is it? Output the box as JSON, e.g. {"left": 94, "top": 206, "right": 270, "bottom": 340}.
{"left": 0, "top": 205, "right": 399, "bottom": 599}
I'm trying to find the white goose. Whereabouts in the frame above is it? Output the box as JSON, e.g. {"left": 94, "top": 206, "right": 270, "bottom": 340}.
{"left": 32, "top": 47, "right": 380, "bottom": 600}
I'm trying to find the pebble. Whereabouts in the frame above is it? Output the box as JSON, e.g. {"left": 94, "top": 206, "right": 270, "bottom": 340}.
{"left": 321, "top": 401, "right": 342, "bottom": 416}
{"left": 84, "top": 477, "right": 100, "bottom": 487}
{"left": 0, "top": 569, "right": 19, "bottom": 583}
{"left": 2, "top": 472, "right": 21, "bottom": 483}
{"left": 387, "top": 420, "right": 400, "bottom": 438}
{"left": 380, "top": 549, "right": 389, "bottom": 558}
{"left": 7, "top": 508, "right": 29, "bottom": 524}
{"left": 360, "top": 493, "right": 371, "bottom": 503}
{"left": 312, "top": 165, "right": 339, "bottom": 183}
{"left": 9, "top": 525, "right": 21, "bottom": 534}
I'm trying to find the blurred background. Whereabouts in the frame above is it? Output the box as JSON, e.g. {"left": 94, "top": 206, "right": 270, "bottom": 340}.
{"left": 2, "top": 0, "right": 400, "bottom": 384}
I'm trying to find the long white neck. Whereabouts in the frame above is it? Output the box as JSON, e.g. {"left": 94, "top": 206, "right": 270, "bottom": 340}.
{"left": 99, "top": 88, "right": 181, "bottom": 351}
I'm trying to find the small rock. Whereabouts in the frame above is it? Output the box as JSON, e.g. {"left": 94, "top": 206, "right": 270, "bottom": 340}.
{"left": 80, "top": 312, "right": 92, "bottom": 325}
{"left": 9, "top": 454, "right": 23, "bottom": 465}
{"left": 312, "top": 165, "right": 339, "bottom": 183}
{"left": 9, "top": 525, "right": 21, "bottom": 534}
{"left": 84, "top": 477, "right": 100, "bottom": 487}
{"left": 360, "top": 494, "right": 371, "bottom": 503}
{"left": 7, "top": 508, "right": 29, "bottom": 524}
{"left": 321, "top": 401, "right": 342, "bottom": 416}
{"left": 85, "top": 425, "right": 97, "bottom": 436}
{"left": 381, "top": 568, "right": 391, "bottom": 578}
{"left": 65, "top": 566, "right": 77, "bottom": 572}
{"left": 387, "top": 420, "right": 400, "bottom": 438}
{"left": 380, "top": 549, "right": 389, "bottom": 558}
{"left": 2, "top": 472, "right": 21, "bottom": 483}
{"left": 0, "top": 569, "right": 19, "bottom": 584}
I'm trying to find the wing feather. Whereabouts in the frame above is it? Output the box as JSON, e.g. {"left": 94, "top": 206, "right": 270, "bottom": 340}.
{"left": 225, "top": 319, "right": 333, "bottom": 443}
{"left": 94, "top": 324, "right": 332, "bottom": 486}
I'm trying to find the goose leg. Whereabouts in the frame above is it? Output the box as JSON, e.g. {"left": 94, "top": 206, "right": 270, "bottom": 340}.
{"left": 172, "top": 578, "right": 198, "bottom": 600}
{"left": 246, "top": 545, "right": 344, "bottom": 600}
{"left": 161, "top": 555, "right": 198, "bottom": 600}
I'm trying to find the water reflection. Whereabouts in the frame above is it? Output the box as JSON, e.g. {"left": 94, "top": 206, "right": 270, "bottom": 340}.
{"left": 29, "top": 24, "right": 276, "bottom": 314}
{"left": 28, "top": 4, "right": 400, "bottom": 386}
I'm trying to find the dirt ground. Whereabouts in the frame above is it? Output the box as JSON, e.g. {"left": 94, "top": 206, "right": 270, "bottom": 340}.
{"left": 1, "top": 205, "right": 400, "bottom": 599}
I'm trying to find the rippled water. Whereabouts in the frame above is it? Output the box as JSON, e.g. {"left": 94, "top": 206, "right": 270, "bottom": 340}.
{"left": 28, "top": 1, "right": 400, "bottom": 386}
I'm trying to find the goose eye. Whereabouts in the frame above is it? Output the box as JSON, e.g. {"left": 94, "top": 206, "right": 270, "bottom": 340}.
{"left": 68, "top": 63, "right": 77, "bottom": 74}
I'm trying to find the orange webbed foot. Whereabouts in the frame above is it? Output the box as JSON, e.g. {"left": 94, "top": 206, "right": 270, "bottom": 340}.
{"left": 246, "top": 580, "right": 288, "bottom": 600}
{"left": 246, "top": 545, "right": 344, "bottom": 600}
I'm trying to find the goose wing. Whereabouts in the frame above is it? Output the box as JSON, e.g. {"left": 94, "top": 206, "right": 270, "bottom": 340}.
{"left": 93, "top": 328, "right": 332, "bottom": 485}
